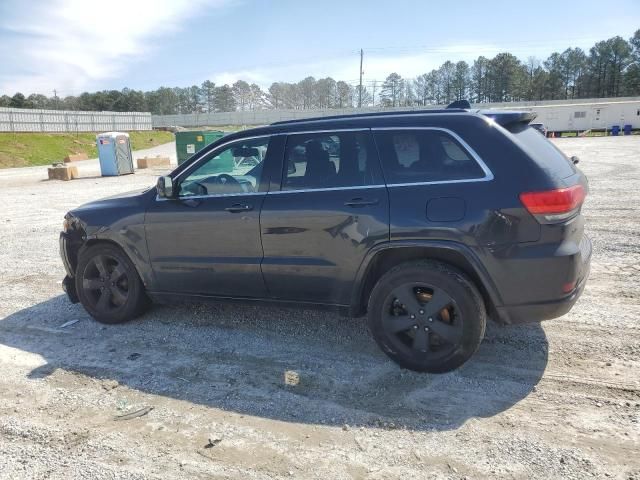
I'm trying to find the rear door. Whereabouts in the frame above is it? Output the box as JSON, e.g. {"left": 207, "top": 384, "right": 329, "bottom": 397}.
{"left": 372, "top": 127, "right": 493, "bottom": 244}
{"left": 260, "top": 129, "right": 389, "bottom": 305}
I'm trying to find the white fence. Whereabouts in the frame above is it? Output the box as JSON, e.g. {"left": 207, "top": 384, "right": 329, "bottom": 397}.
{"left": 151, "top": 96, "right": 640, "bottom": 131}
{"left": 0, "top": 108, "right": 153, "bottom": 132}
{"left": 152, "top": 107, "right": 430, "bottom": 128}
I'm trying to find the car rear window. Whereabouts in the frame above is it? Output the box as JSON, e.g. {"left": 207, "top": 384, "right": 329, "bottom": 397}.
{"left": 510, "top": 125, "right": 576, "bottom": 178}
{"left": 374, "top": 129, "right": 486, "bottom": 184}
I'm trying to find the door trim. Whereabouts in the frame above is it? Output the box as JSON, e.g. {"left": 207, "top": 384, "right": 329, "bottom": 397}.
{"left": 155, "top": 191, "right": 264, "bottom": 202}
{"left": 267, "top": 184, "right": 386, "bottom": 195}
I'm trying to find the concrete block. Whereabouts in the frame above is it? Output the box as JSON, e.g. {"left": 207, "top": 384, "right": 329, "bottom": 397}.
{"left": 48, "top": 165, "right": 78, "bottom": 181}
{"left": 63, "top": 152, "right": 89, "bottom": 163}
{"left": 137, "top": 156, "right": 171, "bottom": 169}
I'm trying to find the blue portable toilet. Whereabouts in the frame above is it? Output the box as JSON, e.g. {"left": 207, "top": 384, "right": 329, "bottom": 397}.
{"left": 96, "top": 132, "right": 135, "bottom": 176}
{"left": 624, "top": 124, "right": 632, "bottom": 135}
{"left": 611, "top": 125, "right": 620, "bottom": 136}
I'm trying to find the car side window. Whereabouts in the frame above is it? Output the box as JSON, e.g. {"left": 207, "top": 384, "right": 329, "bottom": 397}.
{"left": 374, "top": 130, "right": 485, "bottom": 184}
{"left": 178, "top": 137, "right": 269, "bottom": 197}
{"left": 283, "top": 131, "right": 380, "bottom": 190}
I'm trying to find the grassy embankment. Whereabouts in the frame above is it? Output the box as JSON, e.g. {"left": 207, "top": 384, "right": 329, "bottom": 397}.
{"left": 0, "top": 131, "right": 174, "bottom": 168}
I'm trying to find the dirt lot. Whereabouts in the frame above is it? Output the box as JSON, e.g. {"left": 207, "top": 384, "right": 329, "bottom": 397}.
{"left": 0, "top": 137, "right": 638, "bottom": 479}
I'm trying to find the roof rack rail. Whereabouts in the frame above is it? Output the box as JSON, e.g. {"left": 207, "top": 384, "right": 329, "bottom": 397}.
{"left": 270, "top": 108, "right": 467, "bottom": 126}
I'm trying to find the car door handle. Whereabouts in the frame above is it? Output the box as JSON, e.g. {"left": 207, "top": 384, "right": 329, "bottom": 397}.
{"left": 344, "top": 198, "right": 379, "bottom": 207}
{"left": 225, "top": 203, "right": 253, "bottom": 213}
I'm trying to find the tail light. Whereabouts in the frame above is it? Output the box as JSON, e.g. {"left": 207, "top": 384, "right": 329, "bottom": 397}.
{"left": 520, "top": 184, "right": 586, "bottom": 223}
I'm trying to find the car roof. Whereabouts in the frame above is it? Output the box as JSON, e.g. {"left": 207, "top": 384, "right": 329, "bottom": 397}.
{"left": 218, "top": 107, "right": 536, "bottom": 143}
{"left": 219, "top": 109, "right": 469, "bottom": 141}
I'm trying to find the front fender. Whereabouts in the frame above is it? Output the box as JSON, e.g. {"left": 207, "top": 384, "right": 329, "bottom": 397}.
{"left": 65, "top": 191, "right": 155, "bottom": 288}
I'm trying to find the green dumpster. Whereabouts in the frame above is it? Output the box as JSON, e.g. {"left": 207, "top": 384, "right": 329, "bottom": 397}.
{"left": 175, "top": 130, "right": 226, "bottom": 165}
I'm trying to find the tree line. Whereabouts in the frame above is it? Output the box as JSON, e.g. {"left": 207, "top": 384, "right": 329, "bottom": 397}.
{"left": 1, "top": 31, "right": 638, "bottom": 114}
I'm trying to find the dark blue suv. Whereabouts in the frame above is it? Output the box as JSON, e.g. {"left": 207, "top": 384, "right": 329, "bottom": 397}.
{"left": 60, "top": 106, "right": 591, "bottom": 373}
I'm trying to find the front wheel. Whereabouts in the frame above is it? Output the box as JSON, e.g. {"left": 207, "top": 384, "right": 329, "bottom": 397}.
{"left": 367, "top": 261, "right": 486, "bottom": 373}
{"left": 75, "top": 243, "right": 149, "bottom": 324}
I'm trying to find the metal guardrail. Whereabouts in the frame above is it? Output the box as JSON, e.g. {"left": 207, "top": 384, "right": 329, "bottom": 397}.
{"left": 0, "top": 108, "right": 152, "bottom": 133}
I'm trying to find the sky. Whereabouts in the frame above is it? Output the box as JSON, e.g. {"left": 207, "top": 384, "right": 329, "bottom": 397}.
{"left": 0, "top": 0, "right": 638, "bottom": 96}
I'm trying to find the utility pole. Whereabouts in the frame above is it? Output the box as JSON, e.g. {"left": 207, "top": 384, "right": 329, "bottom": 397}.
{"left": 53, "top": 89, "right": 59, "bottom": 110}
{"left": 358, "top": 49, "right": 363, "bottom": 108}
{"left": 371, "top": 80, "right": 377, "bottom": 107}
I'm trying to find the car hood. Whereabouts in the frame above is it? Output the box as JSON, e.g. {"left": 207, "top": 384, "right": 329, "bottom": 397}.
{"left": 69, "top": 187, "right": 153, "bottom": 219}
{"left": 74, "top": 187, "right": 151, "bottom": 209}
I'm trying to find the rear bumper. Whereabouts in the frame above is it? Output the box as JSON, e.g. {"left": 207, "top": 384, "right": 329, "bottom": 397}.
{"left": 495, "top": 260, "right": 589, "bottom": 324}
{"left": 494, "top": 234, "right": 591, "bottom": 325}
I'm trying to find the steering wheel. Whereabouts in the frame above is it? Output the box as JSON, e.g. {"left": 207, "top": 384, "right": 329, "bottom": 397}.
{"left": 215, "top": 173, "right": 240, "bottom": 186}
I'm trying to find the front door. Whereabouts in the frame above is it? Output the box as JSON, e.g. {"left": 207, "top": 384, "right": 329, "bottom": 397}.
{"left": 260, "top": 130, "right": 389, "bottom": 305}
{"left": 592, "top": 106, "right": 607, "bottom": 129}
{"left": 145, "top": 135, "right": 276, "bottom": 297}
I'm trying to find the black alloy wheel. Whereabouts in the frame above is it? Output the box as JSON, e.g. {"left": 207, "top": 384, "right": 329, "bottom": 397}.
{"left": 81, "top": 254, "right": 130, "bottom": 314}
{"left": 75, "top": 243, "right": 148, "bottom": 324}
{"left": 368, "top": 261, "right": 486, "bottom": 373}
{"left": 382, "top": 283, "right": 462, "bottom": 358}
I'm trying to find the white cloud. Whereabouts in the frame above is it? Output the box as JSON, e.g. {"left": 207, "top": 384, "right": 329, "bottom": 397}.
{"left": 0, "top": 0, "right": 234, "bottom": 95}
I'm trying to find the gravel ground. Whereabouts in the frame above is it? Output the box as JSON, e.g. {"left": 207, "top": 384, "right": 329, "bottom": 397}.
{"left": 0, "top": 137, "right": 638, "bottom": 479}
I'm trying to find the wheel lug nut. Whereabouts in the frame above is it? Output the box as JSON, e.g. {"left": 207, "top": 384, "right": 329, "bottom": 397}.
{"left": 410, "top": 314, "right": 415, "bottom": 319}
{"left": 424, "top": 327, "right": 429, "bottom": 332}
{"left": 419, "top": 310, "right": 424, "bottom": 314}
{"left": 413, "top": 325, "right": 418, "bottom": 329}
{"left": 428, "top": 317, "right": 433, "bottom": 322}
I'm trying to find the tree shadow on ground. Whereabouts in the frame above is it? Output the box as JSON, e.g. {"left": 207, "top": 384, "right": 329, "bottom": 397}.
{"left": 0, "top": 295, "right": 548, "bottom": 431}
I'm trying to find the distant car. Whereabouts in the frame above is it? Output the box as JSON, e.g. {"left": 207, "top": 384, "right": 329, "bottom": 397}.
{"left": 60, "top": 104, "right": 591, "bottom": 373}
{"left": 530, "top": 122, "right": 548, "bottom": 136}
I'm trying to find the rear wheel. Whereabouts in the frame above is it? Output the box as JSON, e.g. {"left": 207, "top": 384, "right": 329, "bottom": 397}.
{"left": 367, "top": 261, "right": 486, "bottom": 373}
{"left": 75, "top": 243, "right": 148, "bottom": 324}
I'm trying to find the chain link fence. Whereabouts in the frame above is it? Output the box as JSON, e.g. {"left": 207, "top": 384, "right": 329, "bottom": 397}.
{"left": 0, "top": 108, "right": 152, "bottom": 133}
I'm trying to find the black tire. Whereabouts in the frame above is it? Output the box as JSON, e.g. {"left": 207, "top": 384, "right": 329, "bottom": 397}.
{"left": 367, "top": 260, "right": 486, "bottom": 373}
{"left": 75, "top": 243, "right": 149, "bottom": 324}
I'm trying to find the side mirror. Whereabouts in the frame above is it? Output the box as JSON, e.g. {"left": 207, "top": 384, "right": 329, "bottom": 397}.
{"left": 571, "top": 156, "right": 580, "bottom": 165}
{"left": 156, "top": 176, "right": 175, "bottom": 198}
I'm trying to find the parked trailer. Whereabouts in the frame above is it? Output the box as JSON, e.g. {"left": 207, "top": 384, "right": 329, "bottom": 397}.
{"left": 492, "top": 99, "right": 640, "bottom": 133}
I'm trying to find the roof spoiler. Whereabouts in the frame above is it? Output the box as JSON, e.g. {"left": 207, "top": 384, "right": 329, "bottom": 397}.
{"left": 479, "top": 109, "right": 537, "bottom": 127}
{"left": 446, "top": 99, "right": 537, "bottom": 127}
{"left": 447, "top": 100, "right": 471, "bottom": 109}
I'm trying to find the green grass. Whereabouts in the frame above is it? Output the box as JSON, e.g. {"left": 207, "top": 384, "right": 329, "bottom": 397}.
{"left": 0, "top": 131, "right": 174, "bottom": 168}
